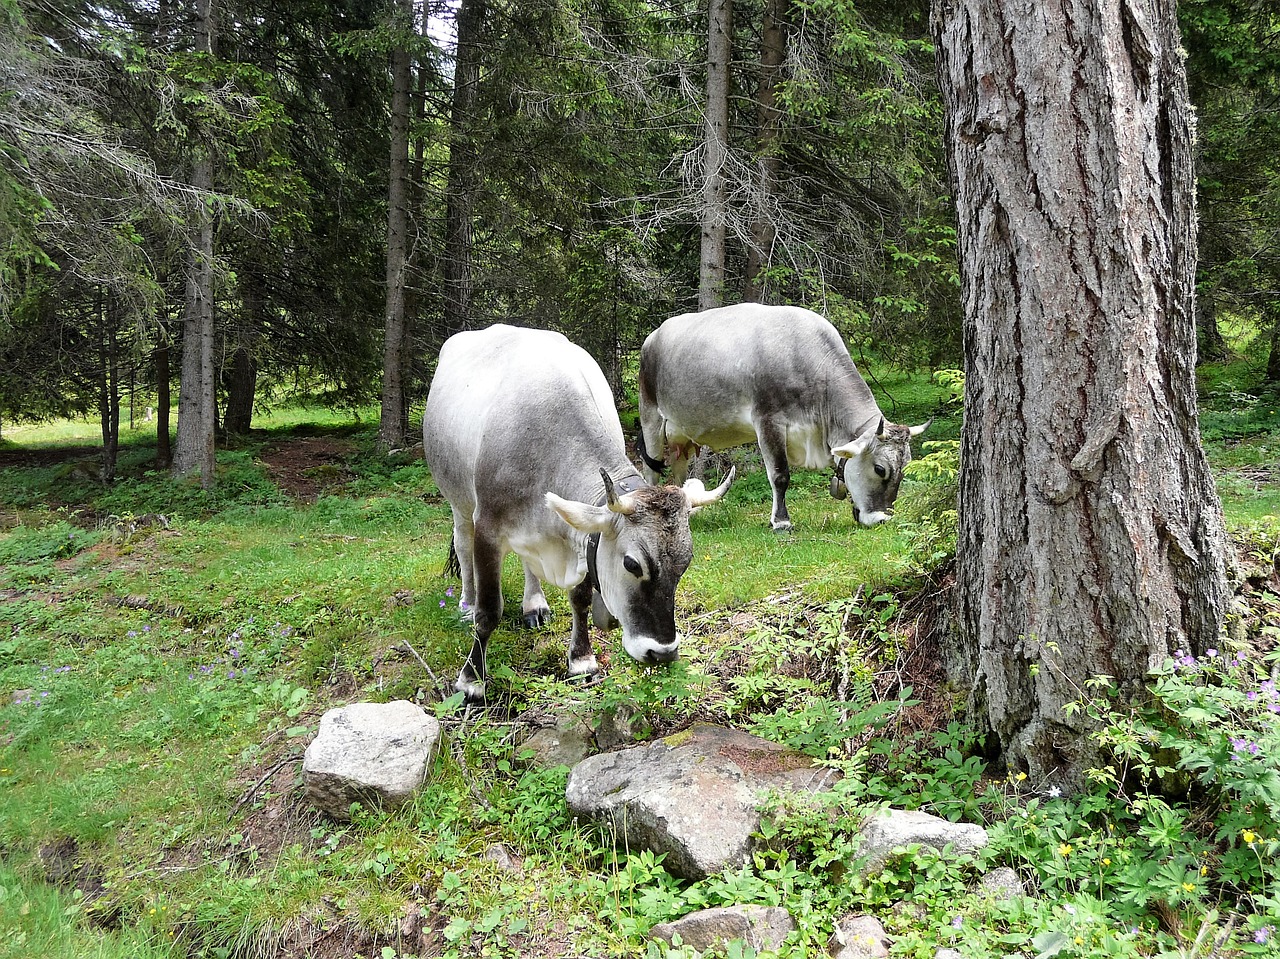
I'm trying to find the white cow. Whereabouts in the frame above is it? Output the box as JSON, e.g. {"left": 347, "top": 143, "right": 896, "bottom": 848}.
{"left": 638, "top": 303, "right": 928, "bottom": 530}
{"left": 423, "top": 324, "right": 732, "bottom": 701}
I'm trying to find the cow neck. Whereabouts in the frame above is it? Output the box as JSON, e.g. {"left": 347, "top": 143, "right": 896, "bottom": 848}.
{"left": 586, "top": 470, "right": 647, "bottom": 592}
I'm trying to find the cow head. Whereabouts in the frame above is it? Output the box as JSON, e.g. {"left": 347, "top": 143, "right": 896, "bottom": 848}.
{"left": 831, "top": 418, "right": 929, "bottom": 526}
{"left": 546, "top": 469, "right": 734, "bottom": 664}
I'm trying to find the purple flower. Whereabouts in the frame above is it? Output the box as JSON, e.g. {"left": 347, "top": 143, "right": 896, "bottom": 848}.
{"left": 446, "top": 588, "right": 455, "bottom": 598}
{"left": 142, "top": 625, "right": 151, "bottom": 633}
{"left": 127, "top": 631, "right": 138, "bottom": 638}
{"left": 230, "top": 648, "right": 240, "bottom": 659}
{"left": 950, "top": 916, "right": 963, "bottom": 929}
{"left": 439, "top": 600, "right": 446, "bottom": 608}
{"left": 1256, "top": 926, "right": 1274, "bottom": 944}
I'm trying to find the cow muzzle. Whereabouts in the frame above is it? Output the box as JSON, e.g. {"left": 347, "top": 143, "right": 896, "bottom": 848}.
{"left": 622, "top": 631, "right": 682, "bottom": 665}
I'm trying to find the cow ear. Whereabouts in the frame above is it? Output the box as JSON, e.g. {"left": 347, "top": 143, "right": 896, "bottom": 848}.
{"left": 545, "top": 492, "right": 616, "bottom": 535}
{"left": 833, "top": 418, "right": 881, "bottom": 459}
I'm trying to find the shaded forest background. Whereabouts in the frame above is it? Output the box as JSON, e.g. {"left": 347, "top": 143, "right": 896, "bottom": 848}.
{"left": 1, "top": 0, "right": 1278, "bottom": 478}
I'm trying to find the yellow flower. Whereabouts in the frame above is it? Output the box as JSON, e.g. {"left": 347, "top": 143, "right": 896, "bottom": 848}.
{"left": 1244, "top": 830, "right": 1257, "bottom": 845}
{"left": 1015, "top": 772, "right": 1028, "bottom": 782}
{"left": 1200, "top": 866, "right": 1208, "bottom": 876}
{"left": 1102, "top": 858, "right": 1111, "bottom": 866}
{"left": 1074, "top": 937, "right": 1084, "bottom": 945}
{"left": 1182, "top": 882, "right": 1196, "bottom": 893}
{"left": 1059, "top": 843, "right": 1072, "bottom": 856}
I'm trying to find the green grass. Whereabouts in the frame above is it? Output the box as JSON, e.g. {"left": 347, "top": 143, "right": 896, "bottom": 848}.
{"left": 1, "top": 357, "right": 1278, "bottom": 959}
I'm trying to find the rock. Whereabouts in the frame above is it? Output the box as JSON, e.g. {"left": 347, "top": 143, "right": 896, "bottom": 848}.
{"left": 935, "top": 950, "right": 965, "bottom": 959}
{"left": 303, "top": 700, "right": 440, "bottom": 820}
{"left": 566, "top": 724, "right": 830, "bottom": 880}
{"left": 521, "top": 712, "right": 594, "bottom": 768}
{"left": 978, "top": 866, "right": 1027, "bottom": 901}
{"left": 856, "top": 808, "right": 988, "bottom": 873}
{"left": 593, "top": 701, "right": 648, "bottom": 750}
{"left": 650, "top": 905, "right": 795, "bottom": 953}
{"left": 829, "top": 914, "right": 890, "bottom": 958}
{"left": 483, "top": 843, "right": 524, "bottom": 875}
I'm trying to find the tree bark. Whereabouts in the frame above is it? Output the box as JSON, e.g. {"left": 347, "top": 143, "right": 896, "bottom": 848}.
{"left": 379, "top": 0, "right": 414, "bottom": 451}
{"left": 443, "top": 0, "right": 484, "bottom": 337}
{"left": 699, "top": 0, "right": 732, "bottom": 311}
{"left": 934, "top": 0, "right": 1231, "bottom": 787}
{"left": 743, "top": 0, "right": 786, "bottom": 303}
{"left": 172, "top": 0, "right": 217, "bottom": 487}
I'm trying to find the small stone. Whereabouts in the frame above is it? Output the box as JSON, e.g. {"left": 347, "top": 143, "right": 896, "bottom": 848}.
{"left": 650, "top": 905, "right": 795, "bottom": 953}
{"left": 829, "top": 914, "right": 889, "bottom": 958}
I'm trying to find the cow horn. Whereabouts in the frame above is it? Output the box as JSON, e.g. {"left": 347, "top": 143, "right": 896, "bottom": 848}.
{"left": 875, "top": 416, "right": 887, "bottom": 440}
{"left": 601, "top": 469, "right": 637, "bottom": 515}
{"left": 909, "top": 417, "right": 933, "bottom": 437}
{"left": 684, "top": 466, "right": 735, "bottom": 509}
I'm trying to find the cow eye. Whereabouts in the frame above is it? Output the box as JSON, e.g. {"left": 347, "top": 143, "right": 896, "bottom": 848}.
{"left": 873, "top": 464, "right": 887, "bottom": 479}
{"left": 623, "top": 555, "right": 644, "bottom": 578}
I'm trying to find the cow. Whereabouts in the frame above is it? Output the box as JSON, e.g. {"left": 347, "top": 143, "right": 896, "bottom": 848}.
{"left": 638, "top": 303, "right": 929, "bottom": 531}
{"left": 422, "top": 324, "right": 733, "bottom": 702}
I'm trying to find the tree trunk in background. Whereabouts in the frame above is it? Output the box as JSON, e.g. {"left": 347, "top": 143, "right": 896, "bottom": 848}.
{"left": 155, "top": 336, "right": 172, "bottom": 469}
{"left": 172, "top": 0, "right": 217, "bottom": 487}
{"left": 379, "top": 0, "right": 414, "bottom": 451}
{"left": 699, "top": 0, "right": 732, "bottom": 311}
{"left": 443, "top": 0, "right": 484, "bottom": 337}
{"left": 97, "top": 292, "right": 120, "bottom": 483}
{"left": 934, "top": 0, "right": 1231, "bottom": 789}
{"left": 1266, "top": 305, "right": 1280, "bottom": 384}
{"left": 743, "top": 0, "right": 786, "bottom": 303}
{"left": 224, "top": 272, "right": 260, "bottom": 437}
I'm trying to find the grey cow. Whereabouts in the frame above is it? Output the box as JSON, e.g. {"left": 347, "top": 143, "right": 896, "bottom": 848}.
{"left": 423, "top": 324, "right": 733, "bottom": 702}
{"left": 638, "top": 303, "right": 928, "bottom": 531}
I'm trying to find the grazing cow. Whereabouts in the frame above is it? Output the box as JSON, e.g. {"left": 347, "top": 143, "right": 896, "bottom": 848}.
{"left": 638, "top": 303, "right": 929, "bottom": 530}
{"left": 423, "top": 324, "right": 733, "bottom": 702}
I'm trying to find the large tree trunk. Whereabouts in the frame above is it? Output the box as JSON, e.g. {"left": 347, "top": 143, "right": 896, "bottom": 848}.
{"left": 934, "top": 0, "right": 1231, "bottom": 788}
{"left": 1266, "top": 304, "right": 1280, "bottom": 384}
{"left": 699, "top": 0, "right": 732, "bottom": 311}
{"left": 443, "top": 0, "right": 484, "bottom": 337}
{"left": 172, "top": 0, "right": 217, "bottom": 487}
{"left": 743, "top": 0, "right": 786, "bottom": 303}
{"left": 379, "top": 0, "right": 414, "bottom": 451}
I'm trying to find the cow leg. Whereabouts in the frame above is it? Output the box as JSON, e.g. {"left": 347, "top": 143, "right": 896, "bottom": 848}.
{"left": 521, "top": 561, "right": 552, "bottom": 628}
{"left": 566, "top": 577, "right": 599, "bottom": 678}
{"left": 456, "top": 529, "right": 504, "bottom": 703}
{"left": 756, "top": 418, "right": 793, "bottom": 531}
{"left": 450, "top": 507, "right": 478, "bottom": 622}
{"left": 667, "top": 441, "right": 693, "bottom": 487}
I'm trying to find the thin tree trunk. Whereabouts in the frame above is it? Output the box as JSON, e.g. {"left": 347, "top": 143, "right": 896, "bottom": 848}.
{"left": 443, "top": 0, "right": 484, "bottom": 337}
{"left": 1266, "top": 304, "right": 1280, "bottom": 384}
{"left": 155, "top": 336, "right": 172, "bottom": 469}
{"left": 699, "top": 0, "right": 732, "bottom": 311}
{"left": 98, "top": 291, "right": 120, "bottom": 484}
{"left": 379, "top": 0, "right": 414, "bottom": 451}
{"left": 743, "top": 0, "right": 786, "bottom": 303}
{"left": 172, "top": 0, "right": 217, "bottom": 487}
{"left": 224, "top": 273, "right": 259, "bottom": 437}
{"left": 934, "top": 0, "right": 1231, "bottom": 788}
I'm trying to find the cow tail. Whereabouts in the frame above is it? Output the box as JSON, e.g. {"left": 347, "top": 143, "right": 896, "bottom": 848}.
{"left": 444, "top": 534, "right": 461, "bottom": 579}
{"left": 636, "top": 429, "right": 667, "bottom": 477}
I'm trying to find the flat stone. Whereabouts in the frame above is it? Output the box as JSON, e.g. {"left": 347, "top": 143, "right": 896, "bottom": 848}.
{"left": 303, "top": 700, "right": 440, "bottom": 820}
{"left": 856, "top": 808, "right": 988, "bottom": 873}
{"left": 651, "top": 905, "right": 795, "bottom": 953}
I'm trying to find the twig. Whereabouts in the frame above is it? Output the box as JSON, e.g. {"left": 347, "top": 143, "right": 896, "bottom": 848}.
{"left": 401, "top": 639, "right": 451, "bottom": 702}
{"left": 228, "top": 755, "right": 302, "bottom": 821}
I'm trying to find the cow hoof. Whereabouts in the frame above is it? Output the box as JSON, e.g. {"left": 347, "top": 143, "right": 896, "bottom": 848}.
{"left": 771, "top": 521, "right": 794, "bottom": 534}
{"left": 454, "top": 675, "right": 487, "bottom": 704}
{"left": 568, "top": 654, "right": 599, "bottom": 679}
{"left": 522, "top": 606, "right": 553, "bottom": 629}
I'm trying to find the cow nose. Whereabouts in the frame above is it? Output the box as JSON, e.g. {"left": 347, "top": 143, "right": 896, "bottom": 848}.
{"left": 645, "top": 645, "right": 679, "bottom": 665}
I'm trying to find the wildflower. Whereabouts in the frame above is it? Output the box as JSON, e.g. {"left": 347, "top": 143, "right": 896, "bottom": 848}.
{"left": 1181, "top": 882, "right": 1195, "bottom": 893}
{"left": 1256, "top": 926, "right": 1274, "bottom": 944}
{"left": 1048, "top": 786, "right": 1062, "bottom": 799}
{"left": 1206, "top": 648, "right": 1218, "bottom": 658}
{"left": 1102, "top": 858, "right": 1111, "bottom": 866}
{"left": 950, "top": 916, "right": 963, "bottom": 929}
{"left": 1244, "top": 829, "right": 1257, "bottom": 845}
{"left": 1015, "top": 772, "right": 1027, "bottom": 782}
{"left": 1059, "top": 843, "right": 1072, "bottom": 857}
{"left": 446, "top": 588, "right": 455, "bottom": 598}
{"left": 142, "top": 624, "right": 151, "bottom": 632}
{"left": 128, "top": 630, "right": 138, "bottom": 638}
{"left": 439, "top": 600, "right": 446, "bottom": 608}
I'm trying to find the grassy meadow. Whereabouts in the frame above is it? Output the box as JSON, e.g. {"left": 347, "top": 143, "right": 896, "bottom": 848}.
{"left": 1, "top": 357, "right": 1278, "bottom": 959}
